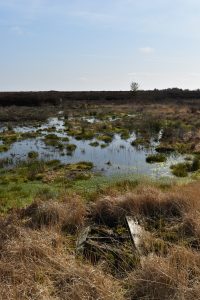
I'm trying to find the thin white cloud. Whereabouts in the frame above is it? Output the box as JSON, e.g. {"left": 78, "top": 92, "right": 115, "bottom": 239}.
{"left": 10, "top": 26, "right": 24, "bottom": 35}
{"left": 139, "top": 47, "right": 155, "bottom": 54}
{"left": 69, "top": 11, "right": 115, "bottom": 23}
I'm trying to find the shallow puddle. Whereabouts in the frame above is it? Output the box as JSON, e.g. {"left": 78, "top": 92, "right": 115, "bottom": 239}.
{"left": 0, "top": 114, "right": 185, "bottom": 177}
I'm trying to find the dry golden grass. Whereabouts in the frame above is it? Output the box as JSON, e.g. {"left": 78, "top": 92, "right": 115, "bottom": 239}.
{"left": 91, "top": 182, "right": 200, "bottom": 226}
{"left": 90, "top": 185, "right": 184, "bottom": 227}
{"left": 125, "top": 247, "right": 200, "bottom": 300}
{"left": 1, "top": 181, "right": 200, "bottom": 299}
{"left": 22, "top": 195, "right": 86, "bottom": 234}
{"left": 0, "top": 214, "right": 124, "bottom": 300}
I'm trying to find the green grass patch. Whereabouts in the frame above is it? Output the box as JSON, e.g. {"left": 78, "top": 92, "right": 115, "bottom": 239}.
{"left": 89, "top": 141, "right": 99, "bottom": 147}
{"left": 28, "top": 151, "right": 39, "bottom": 159}
{"left": 146, "top": 154, "right": 167, "bottom": 163}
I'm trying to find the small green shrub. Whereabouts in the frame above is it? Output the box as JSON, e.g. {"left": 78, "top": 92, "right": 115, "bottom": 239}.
{"left": 170, "top": 163, "right": 190, "bottom": 177}
{"left": 146, "top": 154, "right": 167, "bottom": 163}
{"left": 66, "top": 144, "right": 77, "bottom": 152}
{"left": 28, "top": 151, "right": 39, "bottom": 159}
{"left": 191, "top": 157, "right": 200, "bottom": 172}
{"left": 0, "top": 144, "right": 9, "bottom": 153}
{"left": 89, "top": 141, "right": 99, "bottom": 147}
{"left": 98, "top": 135, "right": 113, "bottom": 143}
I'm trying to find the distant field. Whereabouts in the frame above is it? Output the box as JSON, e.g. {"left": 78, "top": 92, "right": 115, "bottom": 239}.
{"left": 1, "top": 89, "right": 200, "bottom": 106}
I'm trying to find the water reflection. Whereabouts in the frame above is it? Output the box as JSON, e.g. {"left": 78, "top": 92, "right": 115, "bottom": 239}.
{"left": 0, "top": 116, "right": 185, "bottom": 177}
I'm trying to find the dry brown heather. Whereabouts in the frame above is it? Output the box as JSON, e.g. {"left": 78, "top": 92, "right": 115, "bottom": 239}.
{"left": 1, "top": 181, "right": 200, "bottom": 299}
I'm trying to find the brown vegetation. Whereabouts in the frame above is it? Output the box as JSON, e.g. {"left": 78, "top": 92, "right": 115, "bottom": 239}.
{"left": 21, "top": 195, "right": 87, "bottom": 233}
{"left": 1, "top": 88, "right": 200, "bottom": 107}
{"left": 1, "top": 181, "right": 200, "bottom": 299}
{"left": 125, "top": 247, "right": 200, "bottom": 299}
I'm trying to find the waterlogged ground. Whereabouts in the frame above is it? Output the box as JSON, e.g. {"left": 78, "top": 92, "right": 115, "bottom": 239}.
{"left": 0, "top": 112, "right": 185, "bottom": 178}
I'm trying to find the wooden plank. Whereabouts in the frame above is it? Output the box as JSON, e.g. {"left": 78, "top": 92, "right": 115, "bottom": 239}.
{"left": 76, "top": 226, "right": 91, "bottom": 252}
{"left": 125, "top": 216, "right": 143, "bottom": 253}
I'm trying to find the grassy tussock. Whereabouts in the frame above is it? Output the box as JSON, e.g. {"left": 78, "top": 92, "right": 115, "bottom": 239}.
{"left": 22, "top": 195, "right": 86, "bottom": 234}
{"left": 1, "top": 181, "right": 200, "bottom": 299}
{"left": 125, "top": 247, "right": 200, "bottom": 300}
{"left": 91, "top": 182, "right": 200, "bottom": 225}
{"left": 0, "top": 215, "right": 123, "bottom": 300}
{"left": 91, "top": 186, "right": 186, "bottom": 227}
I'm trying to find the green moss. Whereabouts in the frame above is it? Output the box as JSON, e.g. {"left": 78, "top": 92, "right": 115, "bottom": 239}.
{"left": 65, "top": 161, "right": 94, "bottom": 171}
{"left": 0, "top": 181, "right": 60, "bottom": 213}
{"left": 100, "top": 143, "right": 108, "bottom": 148}
{"left": 56, "top": 143, "right": 64, "bottom": 150}
{"left": 44, "top": 134, "right": 62, "bottom": 147}
{"left": 171, "top": 158, "right": 200, "bottom": 177}
{"left": 72, "top": 172, "right": 92, "bottom": 181}
{"left": 44, "top": 139, "right": 59, "bottom": 147}
{"left": 75, "top": 131, "right": 95, "bottom": 140}
{"left": 0, "top": 158, "right": 12, "bottom": 168}
{"left": 170, "top": 163, "right": 189, "bottom": 177}
{"left": 120, "top": 130, "right": 130, "bottom": 140}
{"left": 28, "top": 151, "right": 39, "bottom": 159}
{"left": 45, "top": 133, "right": 59, "bottom": 140}
{"left": 21, "top": 132, "right": 39, "bottom": 139}
{"left": 97, "top": 135, "right": 113, "bottom": 143}
{"left": 66, "top": 143, "right": 77, "bottom": 152}
{"left": 66, "top": 129, "right": 80, "bottom": 137}
{"left": 174, "top": 142, "right": 192, "bottom": 154}
{"left": 0, "top": 144, "right": 10, "bottom": 152}
{"left": 131, "top": 137, "right": 149, "bottom": 147}
{"left": 155, "top": 144, "right": 175, "bottom": 153}
{"left": 191, "top": 157, "right": 200, "bottom": 171}
{"left": 46, "top": 159, "right": 61, "bottom": 168}
{"left": 89, "top": 141, "right": 99, "bottom": 147}
{"left": 146, "top": 154, "right": 167, "bottom": 163}
{"left": 35, "top": 186, "right": 58, "bottom": 201}
{"left": 0, "top": 131, "right": 19, "bottom": 144}
{"left": 61, "top": 137, "right": 70, "bottom": 142}
{"left": 46, "top": 126, "right": 56, "bottom": 132}
{"left": 26, "top": 161, "right": 46, "bottom": 181}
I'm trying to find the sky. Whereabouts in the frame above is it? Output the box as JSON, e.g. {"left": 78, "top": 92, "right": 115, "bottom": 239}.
{"left": 0, "top": 0, "right": 200, "bottom": 91}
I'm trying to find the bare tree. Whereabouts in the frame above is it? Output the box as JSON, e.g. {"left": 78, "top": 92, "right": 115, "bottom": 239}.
{"left": 130, "top": 81, "right": 139, "bottom": 92}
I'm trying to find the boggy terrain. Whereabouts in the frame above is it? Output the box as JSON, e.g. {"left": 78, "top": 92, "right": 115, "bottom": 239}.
{"left": 1, "top": 95, "right": 200, "bottom": 299}
{"left": 1, "top": 180, "right": 200, "bottom": 299}
{"left": 1, "top": 99, "right": 200, "bottom": 211}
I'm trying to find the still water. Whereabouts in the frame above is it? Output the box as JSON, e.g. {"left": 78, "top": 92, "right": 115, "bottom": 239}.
{"left": 0, "top": 115, "right": 184, "bottom": 178}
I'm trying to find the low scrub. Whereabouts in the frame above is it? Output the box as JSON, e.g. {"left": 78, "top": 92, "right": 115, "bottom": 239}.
{"left": 146, "top": 153, "right": 167, "bottom": 163}
{"left": 171, "top": 157, "right": 200, "bottom": 177}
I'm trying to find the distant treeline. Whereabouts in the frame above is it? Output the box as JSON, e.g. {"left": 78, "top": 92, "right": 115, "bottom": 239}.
{"left": 0, "top": 89, "right": 200, "bottom": 106}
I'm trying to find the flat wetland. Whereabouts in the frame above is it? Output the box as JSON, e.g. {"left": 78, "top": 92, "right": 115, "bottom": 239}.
{"left": 1, "top": 100, "right": 196, "bottom": 212}
{"left": 0, "top": 111, "right": 184, "bottom": 177}
{"left": 1, "top": 94, "right": 200, "bottom": 299}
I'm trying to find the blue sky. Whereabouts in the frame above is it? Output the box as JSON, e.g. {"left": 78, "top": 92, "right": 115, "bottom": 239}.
{"left": 0, "top": 0, "right": 200, "bottom": 91}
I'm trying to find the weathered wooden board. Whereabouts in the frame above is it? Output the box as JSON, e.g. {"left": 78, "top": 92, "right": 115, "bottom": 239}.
{"left": 76, "top": 216, "right": 144, "bottom": 256}
{"left": 76, "top": 226, "right": 91, "bottom": 252}
{"left": 125, "top": 216, "right": 143, "bottom": 253}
